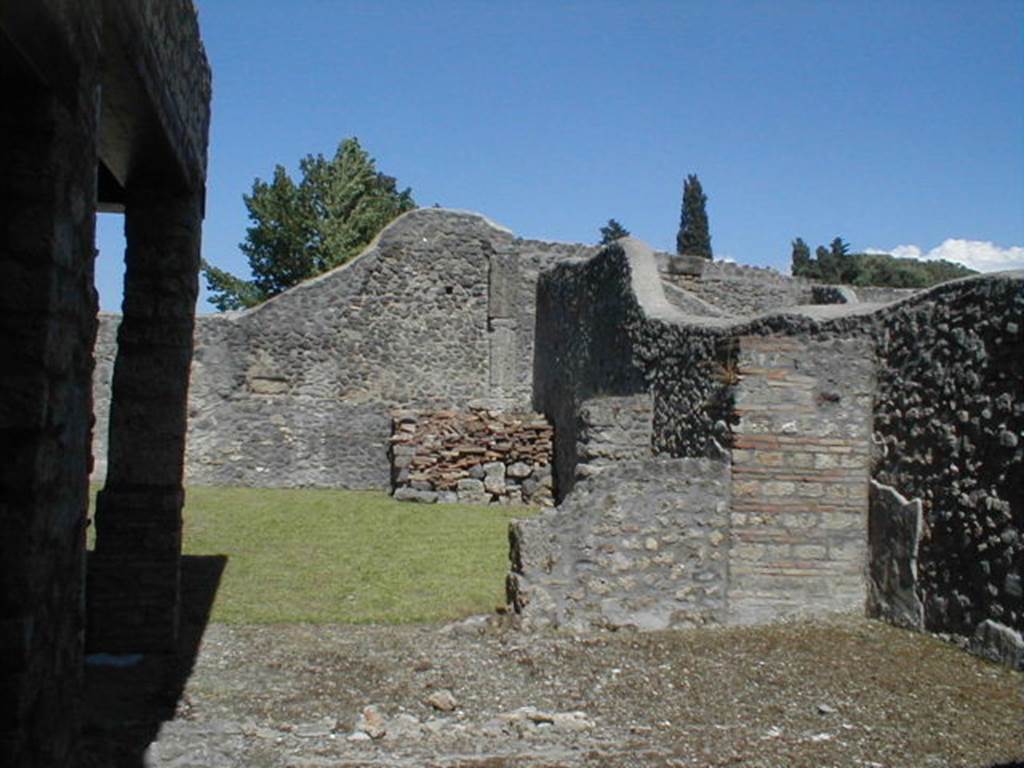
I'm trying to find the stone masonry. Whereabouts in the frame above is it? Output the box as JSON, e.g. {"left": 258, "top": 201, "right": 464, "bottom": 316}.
{"left": 728, "top": 335, "right": 875, "bottom": 623}
{"left": 513, "top": 236, "right": 1022, "bottom": 668}
{"left": 389, "top": 409, "right": 554, "bottom": 506}
{"left": 86, "top": 185, "right": 1019, "bottom": 668}
{"left": 92, "top": 209, "right": 874, "bottom": 492}
{"left": 93, "top": 210, "right": 595, "bottom": 490}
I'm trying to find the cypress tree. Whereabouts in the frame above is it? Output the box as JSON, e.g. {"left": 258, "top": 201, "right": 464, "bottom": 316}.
{"left": 676, "top": 174, "right": 712, "bottom": 260}
{"left": 790, "top": 237, "right": 813, "bottom": 277}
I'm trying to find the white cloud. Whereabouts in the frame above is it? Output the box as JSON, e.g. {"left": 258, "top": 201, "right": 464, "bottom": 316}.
{"left": 865, "top": 239, "right": 1024, "bottom": 273}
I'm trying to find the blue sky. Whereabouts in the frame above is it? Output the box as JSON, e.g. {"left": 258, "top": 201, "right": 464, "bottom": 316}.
{"left": 95, "top": 0, "right": 1024, "bottom": 311}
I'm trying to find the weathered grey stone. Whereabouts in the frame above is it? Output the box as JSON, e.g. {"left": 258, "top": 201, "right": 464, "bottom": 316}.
{"left": 522, "top": 233, "right": 1020, "bottom": 663}
{"left": 970, "top": 620, "right": 1024, "bottom": 670}
{"left": 509, "top": 458, "right": 731, "bottom": 631}
{"left": 867, "top": 481, "right": 924, "bottom": 630}
{"left": 507, "top": 461, "right": 532, "bottom": 479}
{"left": 483, "top": 462, "right": 506, "bottom": 494}
{"left": 456, "top": 478, "right": 485, "bottom": 495}
{"left": 393, "top": 487, "right": 438, "bottom": 504}
{"left": 425, "top": 689, "right": 457, "bottom": 712}
{"left": 94, "top": 211, "right": 595, "bottom": 490}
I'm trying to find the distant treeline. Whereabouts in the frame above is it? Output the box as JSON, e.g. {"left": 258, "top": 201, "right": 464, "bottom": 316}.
{"left": 791, "top": 237, "right": 976, "bottom": 288}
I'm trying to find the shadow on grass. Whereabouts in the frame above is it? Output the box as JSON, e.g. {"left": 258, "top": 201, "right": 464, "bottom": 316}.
{"left": 78, "top": 555, "right": 226, "bottom": 768}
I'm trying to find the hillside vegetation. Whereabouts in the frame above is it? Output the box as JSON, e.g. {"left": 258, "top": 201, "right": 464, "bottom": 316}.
{"left": 791, "top": 237, "right": 976, "bottom": 288}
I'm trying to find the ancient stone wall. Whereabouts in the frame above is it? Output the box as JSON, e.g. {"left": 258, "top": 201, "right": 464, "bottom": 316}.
{"left": 93, "top": 209, "right": 916, "bottom": 493}
{"left": 1, "top": 0, "right": 211, "bottom": 762}
{"left": 85, "top": 200, "right": 1020, "bottom": 663}
{"left": 531, "top": 247, "right": 650, "bottom": 500}
{"left": 855, "top": 286, "right": 920, "bottom": 304}
{"left": 870, "top": 275, "right": 1023, "bottom": 666}
{"left": 515, "top": 237, "right": 1022, "bottom": 658}
{"left": 91, "top": 313, "right": 119, "bottom": 482}
{"left": 91, "top": 210, "right": 591, "bottom": 489}
{"left": 389, "top": 410, "right": 554, "bottom": 505}
{"left": 1, "top": 27, "right": 100, "bottom": 763}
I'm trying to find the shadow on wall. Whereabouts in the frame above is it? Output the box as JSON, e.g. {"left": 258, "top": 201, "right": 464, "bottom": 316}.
{"left": 78, "top": 555, "right": 227, "bottom": 767}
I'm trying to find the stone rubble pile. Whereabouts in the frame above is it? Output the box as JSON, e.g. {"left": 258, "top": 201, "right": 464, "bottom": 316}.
{"left": 389, "top": 409, "right": 555, "bottom": 505}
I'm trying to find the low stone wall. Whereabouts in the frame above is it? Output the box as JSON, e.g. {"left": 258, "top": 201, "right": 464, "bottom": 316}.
{"left": 389, "top": 410, "right": 554, "bottom": 506}
{"left": 507, "top": 458, "right": 731, "bottom": 631}
{"left": 855, "top": 286, "right": 920, "bottom": 304}
{"left": 810, "top": 285, "right": 859, "bottom": 304}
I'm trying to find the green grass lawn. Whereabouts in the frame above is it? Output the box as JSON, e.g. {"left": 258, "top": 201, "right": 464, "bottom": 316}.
{"left": 91, "top": 486, "right": 536, "bottom": 625}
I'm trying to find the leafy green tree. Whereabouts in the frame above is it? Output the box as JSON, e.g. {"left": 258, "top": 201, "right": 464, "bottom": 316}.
{"left": 676, "top": 174, "right": 712, "bottom": 259}
{"left": 599, "top": 218, "right": 630, "bottom": 244}
{"left": 204, "top": 138, "right": 416, "bottom": 310}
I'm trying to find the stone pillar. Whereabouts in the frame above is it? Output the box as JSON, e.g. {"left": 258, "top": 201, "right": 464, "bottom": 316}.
{"left": 87, "top": 186, "right": 202, "bottom": 653}
{"left": 0, "top": 58, "right": 98, "bottom": 767}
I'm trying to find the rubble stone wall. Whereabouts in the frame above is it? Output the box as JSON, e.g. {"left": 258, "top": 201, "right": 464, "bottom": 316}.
{"left": 508, "top": 458, "right": 732, "bottom": 631}
{"left": 92, "top": 209, "right": 919, "bottom": 494}
{"left": 389, "top": 410, "right": 554, "bottom": 506}
{"left": 870, "top": 275, "right": 1023, "bottom": 667}
{"left": 93, "top": 210, "right": 591, "bottom": 489}
{"left": 515, "top": 238, "right": 1022, "bottom": 659}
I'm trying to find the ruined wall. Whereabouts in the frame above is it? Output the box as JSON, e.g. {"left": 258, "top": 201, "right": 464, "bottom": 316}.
{"left": 90, "top": 210, "right": 591, "bottom": 489}
{"left": 508, "top": 458, "right": 732, "bottom": 631}
{"left": 516, "top": 238, "right": 1022, "bottom": 651}
{"left": 870, "top": 275, "right": 1023, "bottom": 666}
{"left": 91, "top": 313, "right": 119, "bottom": 481}
{"left": 657, "top": 252, "right": 815, "bottom": 316}
{"left": 517, "top": 267, "right": 735, "bottom": 629}
{"left": 532, "top": 244, "right": 650, "bottom": 500}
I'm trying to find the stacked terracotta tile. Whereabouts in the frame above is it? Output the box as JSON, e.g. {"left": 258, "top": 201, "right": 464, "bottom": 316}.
{"left": 389, "top": 409, "right": 554, "bottom": 506}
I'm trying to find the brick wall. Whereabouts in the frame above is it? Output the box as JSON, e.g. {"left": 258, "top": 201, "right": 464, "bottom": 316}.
{"left": 727, "top": 335, "right": 874, "bottom": 623}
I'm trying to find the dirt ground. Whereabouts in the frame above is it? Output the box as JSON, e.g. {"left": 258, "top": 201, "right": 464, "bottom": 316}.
{"left": 79, "top": 611, "right": 1022, "bottom": 768}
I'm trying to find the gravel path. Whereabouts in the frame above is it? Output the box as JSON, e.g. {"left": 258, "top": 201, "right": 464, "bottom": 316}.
{"left": 81, "top": 613, "right": 1023, "bottom": 767}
